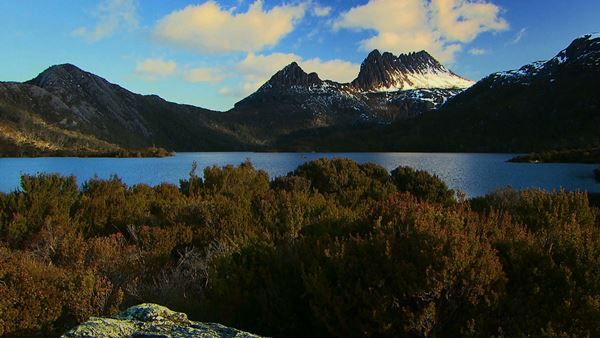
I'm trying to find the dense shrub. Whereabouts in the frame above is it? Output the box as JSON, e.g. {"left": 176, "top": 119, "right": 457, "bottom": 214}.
{"left": 0, "top": 158, "right": 598, "bottom": 337}
{"left": 390, "top": 166, "right": 456, "bottom": 205}
{"left": 289, "top": 158, "right": 397, "bottom": 207}
{"left": 471, "top": 188, "right": 600, "bottom": 337}
{"left": 0, "top": 247, "right": 119, "bottom": 337}
{"left": 301, "top": 194, "right": 504, "bottom": 338}
{"left": 0, "top": 174, "right": 78, "bottom": 246}
{"left": 203, "top": 161, "right": 270, "bottom": 200}
{"left": 470, "top": 188, "right": 595, "bottom": 231}
{"left": 204, "top": 242, "right": 317, "bottom": 337}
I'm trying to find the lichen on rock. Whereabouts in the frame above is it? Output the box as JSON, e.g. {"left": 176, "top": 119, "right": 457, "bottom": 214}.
{"left": 62, "top": 303, "right": 263, "bottom": 338}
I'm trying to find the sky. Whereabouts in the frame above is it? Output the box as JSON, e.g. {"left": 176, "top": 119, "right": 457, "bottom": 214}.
{"left": 0, "top": 0, "right": 598, "bottom": 111}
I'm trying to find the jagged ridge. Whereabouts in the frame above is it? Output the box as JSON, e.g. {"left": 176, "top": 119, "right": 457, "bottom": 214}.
{"left": 352, "top": 50, "right": 474, "bottom": 92}
{"left": 488, "top": 33, "right": 600, "bottom": 85}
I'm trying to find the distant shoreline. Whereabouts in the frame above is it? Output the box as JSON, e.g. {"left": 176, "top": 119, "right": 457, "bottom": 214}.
{"left": 509, "top": 147, "right": 600, "bottom": 164}
{"left": 0, "top": 146, "right": 174, "bottom": 158}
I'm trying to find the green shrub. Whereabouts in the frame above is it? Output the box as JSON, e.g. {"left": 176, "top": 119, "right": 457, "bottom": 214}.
{"left": 289, "top": 158, "right": 396, "bottom": 207}
{"left": 470, "top": 188, "right": 595, "bottom": 231}
{"left": 203, "top": 161, "right": 270, "bottom": 200}
{"left": 179, "top": 161, "right": 203, "bottom": 197}
{"left": 390, "top": 166, "right": 455, "bottom": 205}
{"left": 1, "top": 174, "right": 78, "bottom": 246}
{"left": 75, "top": 176, "right": 128, "bottom": 235}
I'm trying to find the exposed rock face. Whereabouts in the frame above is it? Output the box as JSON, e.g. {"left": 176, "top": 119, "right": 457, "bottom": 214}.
{"left": 27, "top": 64, "right": 154, "bottom": 140}
{"left": 260, "top": 62, "right": 323, "bottom": 90}
{"left": 62, "top": 304, "right": 262, "bottom": 338}
{"left": 351, "top": 50, "right": 474, "bottom": 92}
{"left": 228, "top": 57, "right": 465, "bottom": 145}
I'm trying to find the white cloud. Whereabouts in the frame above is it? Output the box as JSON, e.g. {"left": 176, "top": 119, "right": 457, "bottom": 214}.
{"left": 301, "top": 58, "right": 358, "bottom": 83}
{"left": 135, "top": 59, "right": 177, "bottom": 79}
{"left": 73, "top": 0, "right": 138, "bottom": 42}
{"left": 468, "top": 48, "right": 487, "bottom": 56}
{"left": 218, "top": 87, "right": 233, "bottom": 96}
{"left": 313, "top": 4, "right": 332, "bottom": 17}
{"left": 231, "top": 52, "right": 359, "bottom": 97}
{"left": 509, "top": 27, "right": 528, "bottom": 45}
{"left": 154, "top": 0, "right": 307, "bottom": 53}
{"left": 333, "top": 0, "right": 508, "bottom": 63}
{"left": 135, "top": 58, "right": 226, "bottom": 84}
{"left": 431, "top": 0, "right": 508, "bottom": 42}
{"left": 234, "top": 52, "right": 298, "bottom": 95}
{"left": 183, "top": 67, "right": 225, "bottom": 83}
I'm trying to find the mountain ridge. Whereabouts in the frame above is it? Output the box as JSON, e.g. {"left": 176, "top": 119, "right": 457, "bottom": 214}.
{"left": 1, "top": 63, "right": 249, "bottom": 155}
{"left": 275, "top": 33, "right": 600, "bottom": 152}
{"left": 227, "top": 51, "right": 469, "bottom": 144}
{"left": 1, "top": 34, "right": 599, "bottom": 155}
{"left": 351, "top": 49, "right": 474, "bottom": 92}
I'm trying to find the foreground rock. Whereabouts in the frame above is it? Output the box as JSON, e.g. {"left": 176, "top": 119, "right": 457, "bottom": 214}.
{"left": 62, "top": 303, "right": 263, "bottom": 338}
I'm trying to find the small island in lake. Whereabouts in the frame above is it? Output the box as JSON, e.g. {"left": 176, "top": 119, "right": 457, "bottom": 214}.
{"left": 509, "top": 147, "right": 600, "bottom": 164}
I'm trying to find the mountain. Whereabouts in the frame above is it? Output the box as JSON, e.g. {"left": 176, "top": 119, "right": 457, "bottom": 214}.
{"left": 223, "top": 52, "right": 469, "bottom": 145}
{"left": 5, "top": 34, "right": 598, "bottom": 155}
{"left": 419, "top": 32, "right": 600, "bottom": 151}
{"left": 0, "top": 81, "right": 126, "bottom": 156}
{"left": 0, "top": 64, "right": 250, "bottom": 155}
{"left": 260, "top": 61, "right": 323, "bottom": 89}
{"left": 0, "top": 48, "right": 475, "bottom": 154}
{"left": 351, "top": 50, "right": 473, "bottom": 92}
{"left": 275, "top": 34, "right": 600, "bottom": 152}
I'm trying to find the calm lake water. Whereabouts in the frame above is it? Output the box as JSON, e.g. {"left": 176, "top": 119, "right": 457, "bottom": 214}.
{"left": 0, "top": 153, "right": 598, "bottom": 197}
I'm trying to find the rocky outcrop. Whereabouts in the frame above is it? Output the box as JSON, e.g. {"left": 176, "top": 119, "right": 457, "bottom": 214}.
{"left": 351, "top": 50, "right": 473, "bottom": 92}
{"left": 62, "top": 304, "right": 263, "bottom": 338}
{"left": 259, "top": 62, "right": 323, "bottom": 90}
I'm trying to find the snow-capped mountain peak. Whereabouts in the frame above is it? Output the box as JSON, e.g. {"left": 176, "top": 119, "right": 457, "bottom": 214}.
{"left": 351, "top": 50, "right": 474, "bottom": 92}
{"left": 490, "top": 32, "right": 600, "bottom": 84}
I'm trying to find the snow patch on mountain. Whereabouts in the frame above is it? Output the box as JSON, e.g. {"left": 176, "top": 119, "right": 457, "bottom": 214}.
{"left": 370, "top": 68, "right": 474, "bottom": 92}
{"left": 352, "top": 50, "right": 474, "bottom": 93}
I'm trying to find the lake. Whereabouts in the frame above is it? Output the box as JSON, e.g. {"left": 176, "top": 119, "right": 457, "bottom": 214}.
{"left": 0, "top": 152, "right": 598, "bottom": 197}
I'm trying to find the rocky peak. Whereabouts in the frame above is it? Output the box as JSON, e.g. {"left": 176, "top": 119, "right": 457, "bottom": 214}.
{"left": 25, "top": 63, "right": 135, "bottom": 111}
{"left": 398, "top": 50, "right": 446, "bottom": 72}
{"left": 27, "top": 64, "right": 96, "bottom": 90}
{"left": 259, "top": 62, "right": 322, "bottom": 91}
{"left": 352, "top": 50, "right": 473, "bottom": 92}
{"left": 550, "top": 33, "right": 600, "bottom": 66}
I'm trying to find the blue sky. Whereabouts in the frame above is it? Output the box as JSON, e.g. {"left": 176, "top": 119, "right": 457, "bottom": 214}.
{"left": 0, "top": 0, "right": 598, "bottom": 111}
